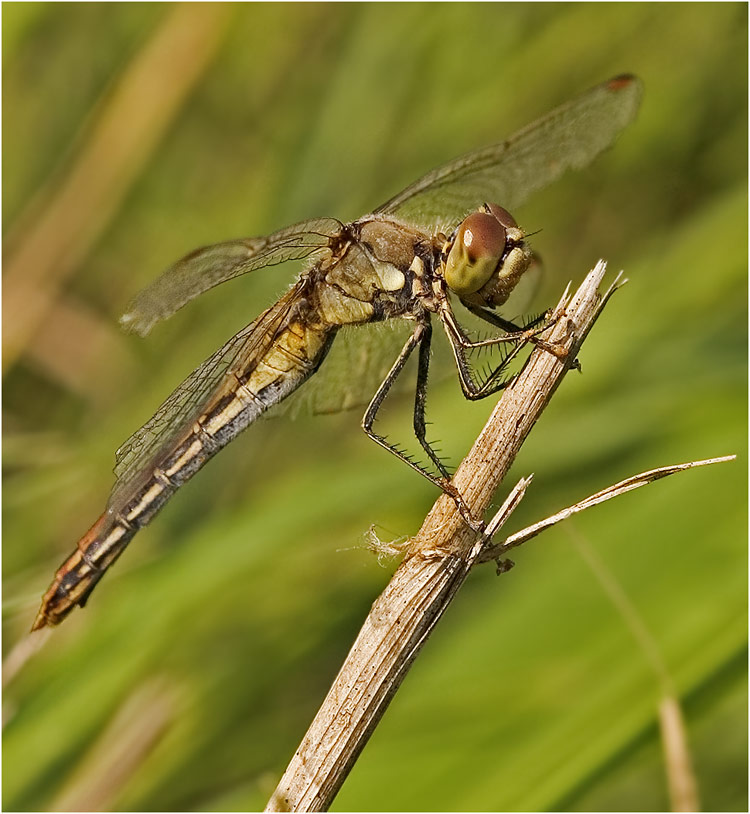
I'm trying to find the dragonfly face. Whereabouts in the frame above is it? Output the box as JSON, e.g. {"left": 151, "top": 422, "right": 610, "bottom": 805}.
{"left": 443, "top": 203, "right": 533, "bottom": 308}
{"left": 34, "top": 75, "right": 642, "bottom": 630}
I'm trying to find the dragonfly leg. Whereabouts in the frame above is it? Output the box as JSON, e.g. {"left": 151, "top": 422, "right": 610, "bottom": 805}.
{"left": 412, "top": 318, "right": 452, "bottom": 480}
{"left": 457, "top": 302, "right": 554, "bottom": 350}
{"left": 463, "top": 302, "right": 568, "bottom": 357}
{"left": 440, "top": 307, "right": 531, "bottom": 401}
{"left": 362, "top": 320, "right": 444, "bottom": 488}
{"left": 361, "top": 319, "right": 482, "bottom": 531}
{"left": 463, "top": 301, "right": 548, "bottom": 334}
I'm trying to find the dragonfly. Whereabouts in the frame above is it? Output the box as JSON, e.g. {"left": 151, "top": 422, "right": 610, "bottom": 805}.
{"left": 33, "top": 74, "right": 642, "bottom": 631}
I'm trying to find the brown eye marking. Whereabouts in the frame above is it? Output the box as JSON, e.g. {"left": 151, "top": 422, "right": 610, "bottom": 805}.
{"left": 485, "top": 202, "right": 518, "bottom": 230}
{"left": 460, "top": 212, "right": 507, "bottom": 263}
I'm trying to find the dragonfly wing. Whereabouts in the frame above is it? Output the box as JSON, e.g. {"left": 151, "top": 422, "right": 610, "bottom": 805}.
{"left": 120, "top": 217, "right": 343, "bottom": 336}
{"left": 110, "top": 282, "right": 307, "bottom": 509}
{"left": 375, "top": 75, "right": 642, "bottom": 232}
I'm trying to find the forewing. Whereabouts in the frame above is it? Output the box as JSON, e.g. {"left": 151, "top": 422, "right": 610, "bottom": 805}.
{"left": 376, "top": 75, "right": 642, "bottom": 232}
{"left": 110, "top": 283, "right": 306, "bottom": 509}
{"left": 120, "top": 217, "right": 343, "bottom": 336}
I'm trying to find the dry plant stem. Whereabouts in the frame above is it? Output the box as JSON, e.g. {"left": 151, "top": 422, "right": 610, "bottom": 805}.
{"left": 659, "top": 695, "right": 701, "bottom": 812}
{"left": 265, "top": 262, "right": 614, "bottom": 812}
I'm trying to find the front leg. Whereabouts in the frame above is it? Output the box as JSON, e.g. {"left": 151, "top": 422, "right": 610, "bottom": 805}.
{"left": 462, "top": 300, "right": 549, "bottom": 335}
{"left": 439, "top": 305, "right": 530, "bottom": 401}
{"left": 462, "top": 301, "right": 568, "bottom": 359}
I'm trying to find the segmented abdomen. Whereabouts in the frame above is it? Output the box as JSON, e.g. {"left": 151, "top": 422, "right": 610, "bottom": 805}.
{"left": 33, "top": 319, "right": 333, "bottom": 630}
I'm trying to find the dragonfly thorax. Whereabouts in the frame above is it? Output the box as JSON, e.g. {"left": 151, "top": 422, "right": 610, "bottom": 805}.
{"left": 444, "top": 203, "right": 533, "bottom": 309}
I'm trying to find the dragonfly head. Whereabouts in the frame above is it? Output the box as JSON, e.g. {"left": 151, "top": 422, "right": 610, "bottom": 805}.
{"left": 444, "top": 203, "right": 533, "bottom": 308}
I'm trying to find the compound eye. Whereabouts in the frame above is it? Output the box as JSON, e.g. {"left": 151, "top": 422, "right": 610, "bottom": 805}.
{"left": 485, "top": 202, "right": 518, "bottom": 229}
{"left": 444, "top": 212, "right": 507, "bottom": 295}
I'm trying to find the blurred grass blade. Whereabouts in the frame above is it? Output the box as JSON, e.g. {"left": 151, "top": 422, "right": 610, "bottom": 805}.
{"left": 659, "top": 695, "right": 701, "bottom": 812}
{"left": 565, "top": 523, "right": 701, "bottom": 812}
{"left": 49, "top": 678, "right": 178, "bottom": 812}
{"left": 2, "top": 3, "right": 232, "bottom": 372}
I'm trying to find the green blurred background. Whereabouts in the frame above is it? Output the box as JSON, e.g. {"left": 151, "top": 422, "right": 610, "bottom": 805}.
{"left": 3, "top": 3, "right": 746, "bottom": 811}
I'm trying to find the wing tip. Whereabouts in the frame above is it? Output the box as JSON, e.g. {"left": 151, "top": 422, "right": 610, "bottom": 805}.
{"left": 606, "top": 73, "right": 639, "bottom": 90}
{"left": 604, "top": 73, "right": 644, "bottom": 107}
{"left": 119, "top": 311, "right": 153, "bottom": 337}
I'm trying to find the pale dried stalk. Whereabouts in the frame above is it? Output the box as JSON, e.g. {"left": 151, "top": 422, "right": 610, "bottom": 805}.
{"left": 659, "top": 695, "right": 701, "bottom": 812}
{"left": 264, "top": 263, "right": 731, "bottom": 812}
{"left": 265, "top": 262, "right": 612, "bottom": 811}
